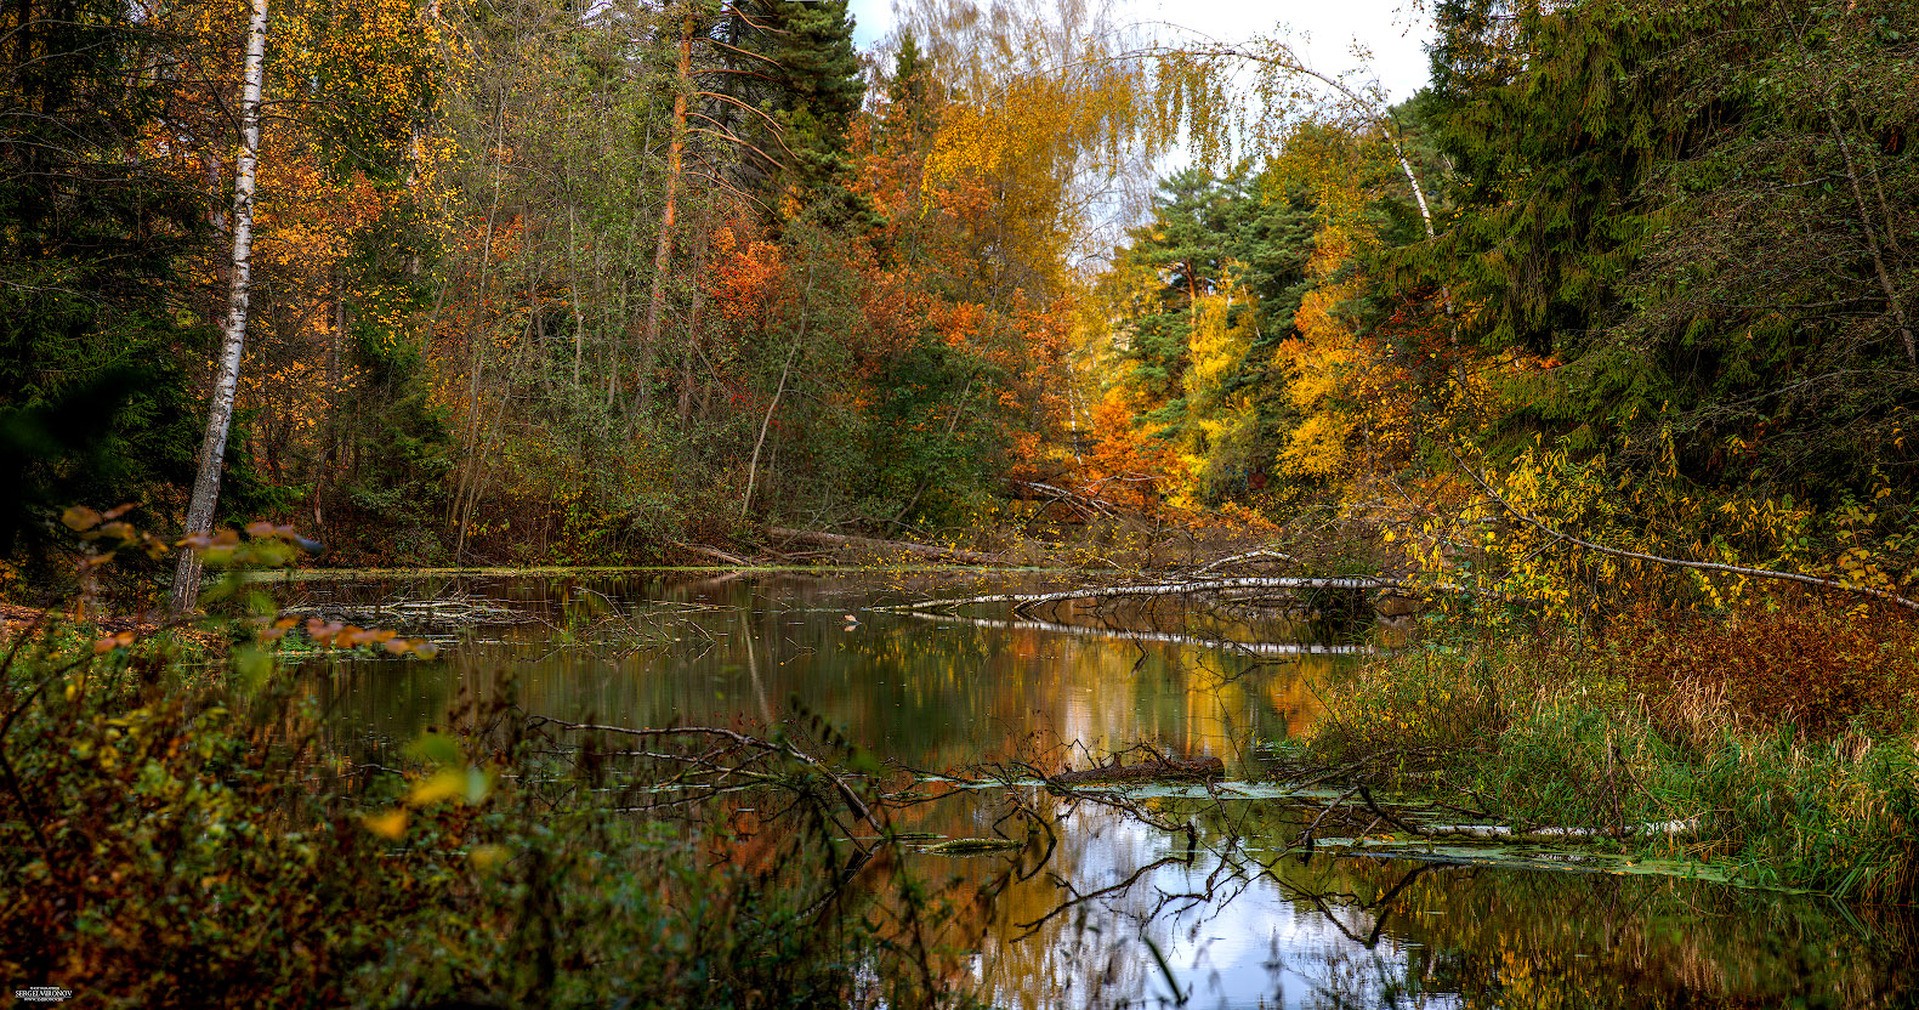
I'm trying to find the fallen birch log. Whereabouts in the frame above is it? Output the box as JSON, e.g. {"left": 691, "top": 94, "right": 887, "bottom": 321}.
{"left": 1356, "top": 786, "right": 1702, "bottom": 843}
{"left": 891, "top": 608, "right": 1374, "bottom": 655}
{"left": 872, "top": 575, "right": 1426, "bottom": 615}
{"left": 1414, "top": 817, "right": 1704, "bottom": 842}
{"left": 767, "top": 527, "right": 1014, "bottom": 566}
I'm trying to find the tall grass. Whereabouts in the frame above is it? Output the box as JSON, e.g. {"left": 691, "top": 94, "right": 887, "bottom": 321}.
{"left": 1300, "top": 602, "right": 1919, "bottom": 902}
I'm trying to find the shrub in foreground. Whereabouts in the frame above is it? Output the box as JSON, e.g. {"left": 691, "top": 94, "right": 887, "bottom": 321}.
{"left": 0, "top": 623, "right": 961, "bottom": 1008}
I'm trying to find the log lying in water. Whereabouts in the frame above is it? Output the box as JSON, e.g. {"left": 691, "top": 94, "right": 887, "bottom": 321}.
{"left": 670, "top": 541, "right": 753, "bottom": 567}
{"left": 1417, "top": 816, "right": 1703, "bottom": 842}
{"left": 1356, "top": 786, "right": 1702, "bottom": 843}
{"left": 766, "top": 527, "right": 1014, "bottom": 566}
{"left": 894, "top": 608, "right": 1374, "bottom": 656}
{"left": 1050, "top": 755, "right": 1226, "bottom": 786}
{"left": 874, "top": 575, "right": 1426, "bottom": 616}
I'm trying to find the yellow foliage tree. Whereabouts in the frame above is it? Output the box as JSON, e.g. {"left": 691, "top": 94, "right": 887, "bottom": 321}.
{"left": 1274, "top": 227, "right": 1365, "bottom": 480}
{"left": 1174, "top": 285, "right": 1262, "bottom": 506}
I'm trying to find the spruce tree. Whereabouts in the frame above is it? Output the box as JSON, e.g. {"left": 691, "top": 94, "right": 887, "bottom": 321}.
{"left": 715, "top": 0, "right": 865, "bottom": 210}
{"left": 0, "top": 0, "right": 203, "bottom": 562}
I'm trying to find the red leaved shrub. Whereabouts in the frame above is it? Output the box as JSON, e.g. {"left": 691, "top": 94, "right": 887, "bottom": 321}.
{"left": 1604, "top": 597, "right": 1919, "bottom": 741}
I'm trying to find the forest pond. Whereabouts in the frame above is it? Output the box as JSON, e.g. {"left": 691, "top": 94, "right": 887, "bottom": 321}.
{"left": 293, "top": 570, "right": 1917, "bottom": 1008}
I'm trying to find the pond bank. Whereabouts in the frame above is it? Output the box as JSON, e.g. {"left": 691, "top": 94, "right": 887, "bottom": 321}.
{"left": 1283, "top": 609, "right": 1919, "bottom": 903}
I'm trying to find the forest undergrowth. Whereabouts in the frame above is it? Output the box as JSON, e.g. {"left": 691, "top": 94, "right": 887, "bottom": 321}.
{"left": 7, "top": 0, "right": 1919, "bottom": 998}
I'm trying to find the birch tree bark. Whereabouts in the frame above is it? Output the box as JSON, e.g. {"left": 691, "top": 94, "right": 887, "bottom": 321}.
{"left": 170, "top": 0, "right": 268, "bottom": 615}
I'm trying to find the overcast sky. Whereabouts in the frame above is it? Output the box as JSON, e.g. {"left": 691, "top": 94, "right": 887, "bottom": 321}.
{"left": 845, "top": 0, "right": 1436, "bottom": 101}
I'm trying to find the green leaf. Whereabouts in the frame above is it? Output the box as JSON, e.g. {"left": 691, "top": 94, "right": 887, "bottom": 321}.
{"left": 410, "top": 732, "right": 462, "bottom": 768}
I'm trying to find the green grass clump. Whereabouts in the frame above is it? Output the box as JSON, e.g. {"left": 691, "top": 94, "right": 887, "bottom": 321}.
{"left": 1297, "top": 604, "right": 1919, "bottom": 902}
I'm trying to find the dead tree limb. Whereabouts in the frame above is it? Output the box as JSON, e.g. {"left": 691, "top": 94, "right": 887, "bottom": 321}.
{"left": 1357, "top": 784, "right": 1701, "bottom": 842}
{"left": 1187, "top": 547, "right": 1303, "bottom": 575}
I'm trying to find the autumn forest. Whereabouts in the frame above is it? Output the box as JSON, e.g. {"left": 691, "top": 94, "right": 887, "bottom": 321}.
{"left": 5, "top": 0, "right": 1919, "bottom": 1005}
{"left": 3, "top": 0, "right": 1915, "bottom": 592}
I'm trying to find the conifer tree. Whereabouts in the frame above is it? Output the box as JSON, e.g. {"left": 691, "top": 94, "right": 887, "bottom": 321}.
{"left": 715, "top": 0, "right": 865, "bottom": 206}
{"left": 0, "top": 0, "right": 202, "bottom": 563}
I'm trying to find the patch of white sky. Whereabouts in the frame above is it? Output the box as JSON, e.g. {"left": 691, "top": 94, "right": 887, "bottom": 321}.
{"left": 841, "top": 0, "right": 1435, "bottom": 261}
{"left": 847, "top": 0, "right": 1433, "bottom": 102}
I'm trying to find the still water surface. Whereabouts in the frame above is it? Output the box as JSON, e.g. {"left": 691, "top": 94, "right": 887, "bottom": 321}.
{"left": 298, "top": 570, "right": 1918, "bottom": 1008}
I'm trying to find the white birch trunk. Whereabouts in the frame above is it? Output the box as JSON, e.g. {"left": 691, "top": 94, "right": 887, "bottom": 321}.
{"left": 171, "top": 0, "right": 268, "bottom": 615}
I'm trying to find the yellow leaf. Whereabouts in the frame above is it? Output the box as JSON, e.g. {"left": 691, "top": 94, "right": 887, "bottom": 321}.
{"left": 469, "top": 844, "right": 509, "bottom": 871}
{"left": 363, "top": 809, "right": 408, "bottom": 839}
{"left": 408, "top": 768, "right": 467, "bottom": 807}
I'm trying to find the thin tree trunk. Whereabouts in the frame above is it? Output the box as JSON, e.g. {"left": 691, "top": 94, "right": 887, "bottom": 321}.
{"left": 568, "top": 204, "right": 585, "bottom": 386}
{"left": 1774, "top": 0, "right": 1916, "bottom": 362}
{"left": 454, "top": 327, "right": 526, "bottom": 562}
{"left": 742, "top": 340, "right": 800, "bottom": 520}
{"left": 742, "top": 264, "right": 816, "bottom": 519}
{"left": 1824, "top": 105, "right": 1915, "bottom": 363}
{"left": 171, "top": 0, "right": 268, "bottom": 616}
{"left": 449, "top": 91, "right": 508, "bottom": 534}
{"left": 679, "top": 228, "right": 707, "bottom": 427}
{"left": 640, "top": 10, "right": 695, "bottom": 414}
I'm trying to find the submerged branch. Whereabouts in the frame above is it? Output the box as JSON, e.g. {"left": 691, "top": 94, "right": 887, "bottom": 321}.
{"left": 526, "top": 717, "right": 876, "bottom": 828}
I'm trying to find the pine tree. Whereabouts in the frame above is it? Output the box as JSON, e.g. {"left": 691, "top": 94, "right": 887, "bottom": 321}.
{"left": 0, "top": 1, "right": 204, "bottom": 563}
{"left": 715, "top": 0, "right": 865, "bottom": 209}
{"left": 1099, "top": 167, "right": 1316, "bottom": 501}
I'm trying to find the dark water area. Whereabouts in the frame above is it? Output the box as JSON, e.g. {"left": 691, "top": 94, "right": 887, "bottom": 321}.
{"left": 290, "top": 570, "right": 1919, "bottom": 1008}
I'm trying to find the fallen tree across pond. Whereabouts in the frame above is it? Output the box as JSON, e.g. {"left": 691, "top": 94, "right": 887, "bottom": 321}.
{"left": 766, "top": 527, "right": 1015, "bottom": 566}
{"left": 1357, "top": 786, "right": 1703, "bottom": 843}
{"left": 891, "top": 608, "right": 1373, "bottom": 656}
{"left": 874, "top": 575, "right": 1432, "bottom": 618}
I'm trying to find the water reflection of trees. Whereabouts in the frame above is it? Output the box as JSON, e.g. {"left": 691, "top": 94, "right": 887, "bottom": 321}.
{"left": 310, "top": 572, "right": 1347, "bottom": 776}
{"left": 301, "top": 573, "right": 1918, "bottom": 1008}
{"left": 912, "top": 790, "right": 1919, "bottom": 1008}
